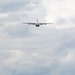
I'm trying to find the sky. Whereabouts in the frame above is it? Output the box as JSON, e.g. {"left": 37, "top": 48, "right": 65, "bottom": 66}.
{"left": 0, "top": 0, "right": 75, "bottom": 75}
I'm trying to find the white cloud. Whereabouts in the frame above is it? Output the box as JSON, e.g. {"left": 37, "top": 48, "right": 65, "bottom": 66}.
{"left": 43, "top": 0, "right": 75, "bottom": 29}
{"left": 0, "top": 13, "right": 8, "bottom": 18}
{"left": 62, "top": 52, "right": 75, "bottom": 64}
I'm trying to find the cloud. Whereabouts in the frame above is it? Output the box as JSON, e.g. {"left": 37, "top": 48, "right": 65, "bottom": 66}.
{"left": 0, "top": 28, "right": 75, "bottom": 75}
{"left": 0, "top": 0, "right": 29, "bottom": 12}
{"left": 0, "top": 0, "right": 75, "bottom": 75}
{"left": 0, "top": 13, "right": 8, "bottom": 18}
{"left": 43, "top": 0, "right": 75, "bottom": 29}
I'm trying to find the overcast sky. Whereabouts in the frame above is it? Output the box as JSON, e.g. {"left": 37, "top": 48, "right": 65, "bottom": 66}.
{"left": 0, "top": 0, "right": 75, "bottom": 75}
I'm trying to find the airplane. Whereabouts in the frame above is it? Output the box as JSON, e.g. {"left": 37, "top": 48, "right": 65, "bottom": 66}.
{"left": 23, "top": 19, "right": 53, "bottom": 27}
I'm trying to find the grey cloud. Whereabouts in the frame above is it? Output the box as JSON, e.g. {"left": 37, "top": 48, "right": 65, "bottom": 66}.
{"left": 0, "top": 0, "right": 75, "bottom": 75}
{"left": 56, "top": 18, "right": 67, "bottom": 25}
{"left": 1, "top": 2, "right": 25, "bottom": 12}
{"left": 2, "top": 24, "right": 33, "bottom": 38}
{"left": 0, "top": 0, "right": 41, "bottom": 12}
{"left": 71, "top": 17, "right": 75, "bottom": 24}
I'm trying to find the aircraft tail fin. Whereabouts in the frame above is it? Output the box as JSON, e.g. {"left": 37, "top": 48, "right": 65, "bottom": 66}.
{"left": 37, "top": 19, "right": 38, "bottom": 23}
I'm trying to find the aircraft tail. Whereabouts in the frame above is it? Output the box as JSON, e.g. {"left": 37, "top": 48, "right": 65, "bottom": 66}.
{"left": 37, "top": 19, "right": 38, "bottom": 24}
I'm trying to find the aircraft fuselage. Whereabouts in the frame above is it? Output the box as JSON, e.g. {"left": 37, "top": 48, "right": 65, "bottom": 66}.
{"left": 36, "top": 24, "right": 40, "bottom": 27}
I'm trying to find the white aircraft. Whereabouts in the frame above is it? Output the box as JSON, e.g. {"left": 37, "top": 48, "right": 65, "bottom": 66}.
{"left": 23, "top": 19, "right": 53, "bottom": 27}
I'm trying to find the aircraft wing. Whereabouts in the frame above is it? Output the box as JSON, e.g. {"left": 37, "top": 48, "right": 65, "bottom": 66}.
{"left": 39, "top": 23, "right": 53, "bottom": 25}
{"left": 23, "top": 23, "right": 36, "bottom": 25}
